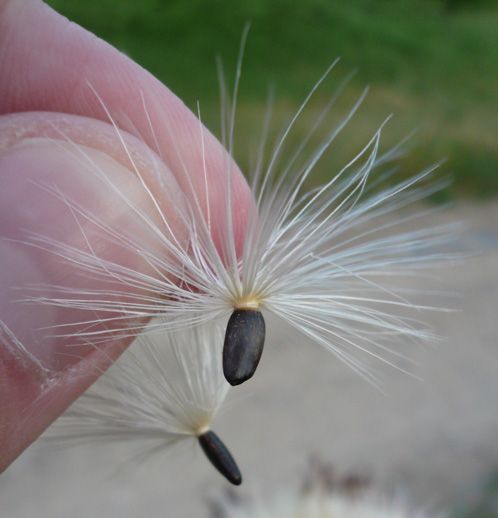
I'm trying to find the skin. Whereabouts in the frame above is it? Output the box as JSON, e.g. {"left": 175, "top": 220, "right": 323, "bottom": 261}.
{"left": 0, "top": 0, "right": 252, "bottom": 472}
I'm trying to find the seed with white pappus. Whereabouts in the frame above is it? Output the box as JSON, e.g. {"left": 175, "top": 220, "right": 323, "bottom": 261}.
{"left": 223, "top": 308, "right": 266, "bottom": 386}
{"left": 21, "top": 48, "right": 456, "bottom": 392}
{"left": 198, "top": 430, "right": 242, "bottom": 486}
{"left": 43, "top": 321, "right": 240, "bottom": 484}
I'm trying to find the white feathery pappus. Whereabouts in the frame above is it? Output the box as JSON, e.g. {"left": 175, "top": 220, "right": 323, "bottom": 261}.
{"left": 46, "top": 319, "right": 242, "bottom": 486}
{"left": 18, "top": 26, "right": 456, "bottom": 387}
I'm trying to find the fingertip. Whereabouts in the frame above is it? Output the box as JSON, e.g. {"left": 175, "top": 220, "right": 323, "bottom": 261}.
{"left": 0, "top": 0, "right": 255, "bottom": 257}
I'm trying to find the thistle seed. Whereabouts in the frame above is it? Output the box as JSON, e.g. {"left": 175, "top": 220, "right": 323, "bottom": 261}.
{"left": 198, "top": 430, "right": 242, "bottom": 486}
{"left": 223, "top": 308, "right": 266, "bottom": 386}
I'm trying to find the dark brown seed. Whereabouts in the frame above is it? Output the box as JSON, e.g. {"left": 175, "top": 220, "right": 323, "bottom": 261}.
{"left": 198, "top": 430, "right": 242, "bottom": 486}
{"left": 223, "top": 308, "right": 266, "bottom": 386}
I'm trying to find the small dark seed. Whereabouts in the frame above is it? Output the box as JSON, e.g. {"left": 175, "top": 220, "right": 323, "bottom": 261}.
{"left": 198, "top": 430, "right": 242, "bottom": 486}
{"left": 223, "top": 308, "right": 266, "bottom": 386}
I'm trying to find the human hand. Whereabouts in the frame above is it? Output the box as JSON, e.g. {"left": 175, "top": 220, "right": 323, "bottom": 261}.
{"left": 0, "top": 0, "right": 251, "bottom": 472}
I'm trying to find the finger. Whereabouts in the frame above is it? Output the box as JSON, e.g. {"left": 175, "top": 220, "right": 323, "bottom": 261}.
{"left": 0, "top": 111, "right": 188, "bottom": 472}
{"left": 0, "top": 0, "right": 253, "bottom": 252}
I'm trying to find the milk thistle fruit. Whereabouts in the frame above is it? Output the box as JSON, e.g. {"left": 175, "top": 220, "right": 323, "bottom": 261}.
{"left": 20, "top": 42, "right": 453, "bottom": 387}
{"left": 47, "top": 320, "right": 242, "bottom": 485}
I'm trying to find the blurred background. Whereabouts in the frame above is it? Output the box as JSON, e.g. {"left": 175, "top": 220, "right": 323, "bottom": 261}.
{"left": 2, "top": 1, "right": 497, "bottom": 517}
{"left": 44, "top": 0, "right": 498, "bottom": 197}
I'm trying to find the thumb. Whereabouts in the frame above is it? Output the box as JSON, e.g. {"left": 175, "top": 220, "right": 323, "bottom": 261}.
{"left": 0, "top": 112, "right": 188, "bottom": 471}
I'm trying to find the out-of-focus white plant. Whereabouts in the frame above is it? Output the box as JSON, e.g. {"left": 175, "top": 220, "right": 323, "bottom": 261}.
{"left": 214, "top": 492, "right": 439, "bottom": 518}
{"left": 46, "top": 319, "right": 242, "bottom": 485}
{"left": 210, "top": 461, "right": 444, "bottom": 518}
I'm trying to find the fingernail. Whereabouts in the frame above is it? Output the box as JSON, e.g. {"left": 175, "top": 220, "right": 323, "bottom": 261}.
{"left": 0, "top": 137, "right": 176, "bottom": 371}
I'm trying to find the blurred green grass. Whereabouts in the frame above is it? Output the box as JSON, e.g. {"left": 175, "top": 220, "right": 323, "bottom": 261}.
{"left": 45, "top": 0, "right": 498, "bottom": 198}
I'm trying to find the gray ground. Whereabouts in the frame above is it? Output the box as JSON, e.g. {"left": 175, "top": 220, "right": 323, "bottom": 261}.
{"left": 1, "top": 201, "right": 497, "bottom": 518}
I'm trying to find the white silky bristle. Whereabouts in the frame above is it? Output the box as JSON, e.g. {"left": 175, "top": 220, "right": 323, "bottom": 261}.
{"left": 17, "top": 63, "right": 458, "bottom": 384}
{"left": 47, "top": 319, "right": 230, "bottom": 450}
